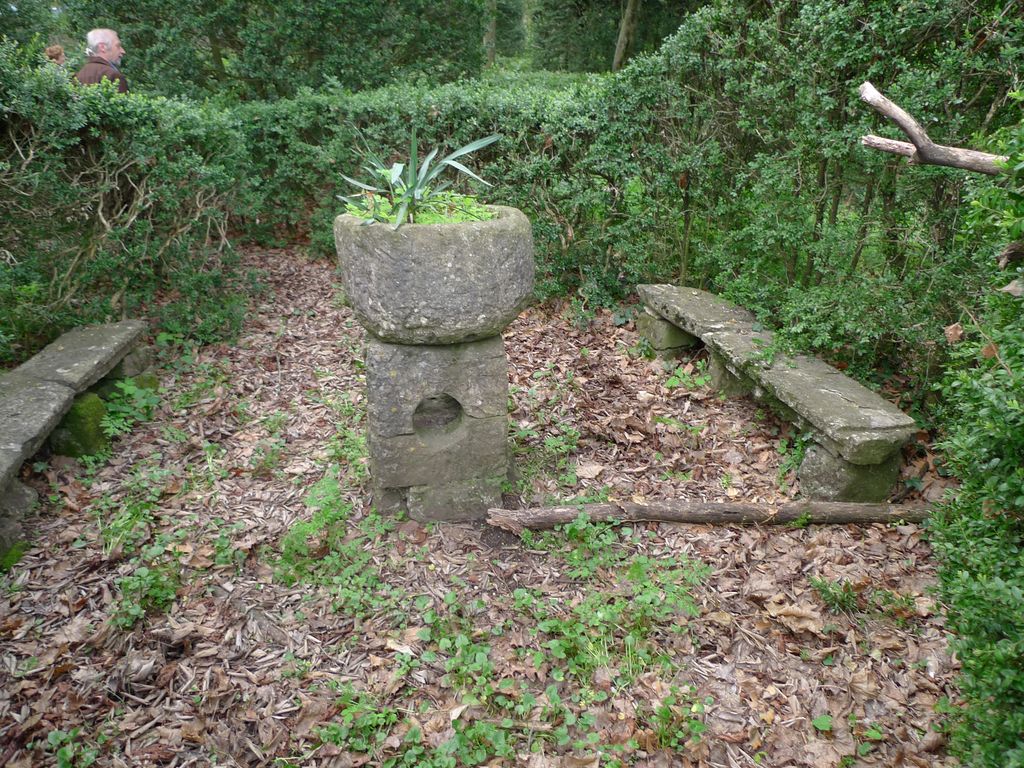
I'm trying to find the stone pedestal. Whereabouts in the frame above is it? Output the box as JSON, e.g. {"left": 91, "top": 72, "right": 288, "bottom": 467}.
{"left": 336, "top": 206, "right": 534, "bottom": 522}
{"left": 365, "top": 335, "right": 509, "bottom": 521}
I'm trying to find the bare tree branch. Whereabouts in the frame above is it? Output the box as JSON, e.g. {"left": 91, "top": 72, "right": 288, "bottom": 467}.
{"left": 487, "top": 499, "right": 930, "bottom": 533}
{"left": 859, "top": 81, "right": 1008, "bottom": 175}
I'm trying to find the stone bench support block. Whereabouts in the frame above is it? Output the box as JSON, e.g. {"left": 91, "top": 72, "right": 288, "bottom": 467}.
{"left": 0, "top": 480, "right": 36, "bottom": 555}
{"left": 636, "top": 310, "right": 699, "bottom": 359}
{"left": 798, "top": 442, "right": 901, "bottom": 502}
{"left": 0, "top": 319, "right": 148, "bottom": 556}
{"left": 708, "top": 351, "right": 754, "bottom": 398}
{"left": 637, "top": 284, "right": 917, "bottom": 503}
{"left": 365, "top": 335, "right": 509, "bottom": 521}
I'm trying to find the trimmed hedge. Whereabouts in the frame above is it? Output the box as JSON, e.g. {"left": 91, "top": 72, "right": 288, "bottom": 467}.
{"left": 929, "top": 115, "right": 1024, "bottom": 767}
{"left": 0, "top": 40, "right": 255, "bottom": 362}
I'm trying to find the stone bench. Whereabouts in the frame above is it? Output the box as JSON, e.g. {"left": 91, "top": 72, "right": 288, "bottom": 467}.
{"left": 636, "top": 285, "right": 917, "bottom": 502}
{"left": 0, "top": 320, "right": 148, "bottom": 555}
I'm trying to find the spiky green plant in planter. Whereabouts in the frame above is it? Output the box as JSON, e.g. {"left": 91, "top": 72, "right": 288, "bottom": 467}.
{"left": 339, "top": 129, "right": 500, "bottom": 229}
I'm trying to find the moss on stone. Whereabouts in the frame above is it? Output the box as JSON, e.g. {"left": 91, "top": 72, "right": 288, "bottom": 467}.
{"left": 49, "top": 392, "right": 109, "bottom": 457}
{"left": 132, "top": 371, "right": 160, "bottom": 392}
{"left": 0, "top": 539, "right": 28, "bottom": 572}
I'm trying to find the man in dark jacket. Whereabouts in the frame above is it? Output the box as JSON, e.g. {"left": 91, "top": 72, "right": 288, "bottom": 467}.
{"left": 74, "top": 29, "right": 128, "bottom": 93}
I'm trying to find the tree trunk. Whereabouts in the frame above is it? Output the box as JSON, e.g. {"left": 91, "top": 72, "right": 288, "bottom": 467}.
{"left": 847, "top": 175, "right": 877, "bottom": 276}
{"left": 209, "top": 37, "right": 228, "bottom": 83}
{"left": 679, "top": 174, "right": 693, "bottom": 283}
{"left": 880, "top": 164, "right": 902, "bottom": 274}
{"left": 487, "top": 499, "right": 930, "bottom": 533}
{"left": 828, "top": 162, "right": 843, "bottom": 229}
{"left": 484, "top": 0, "right": 498, "bottom": 67}
{"left": 612, "top": 0, "right": 642, "bottom": 72}
{"left": 804, "top": 157, "right": 829, "bottom": 287}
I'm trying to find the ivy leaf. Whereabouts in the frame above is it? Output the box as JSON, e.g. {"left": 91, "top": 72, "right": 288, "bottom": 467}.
{"left": 812, "top": 714, "right": 833, "bottom": 732}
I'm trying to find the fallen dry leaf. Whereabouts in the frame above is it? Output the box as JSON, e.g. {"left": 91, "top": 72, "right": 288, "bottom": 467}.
{"left": 765, "top": 595, "right": 826, "bottom": 636}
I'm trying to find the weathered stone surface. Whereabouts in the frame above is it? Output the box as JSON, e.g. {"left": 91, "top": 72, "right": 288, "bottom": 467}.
{"left": 757, "top": 356, "right": 916, "bottom": 465}
{"left": 703, "top": 330, "right": 776, "bottom": 371}
{"left": 372, "top": 487, "right": 410, "bottom": 516}
{"left": 365, "top": 336, "right": 510, "bottom": 521}
{"left": 636, "top": 310, "right": 698, "bottom": 351}
{"left": 0, "top": 480, "right": 36, "bottom": 556}
{"left": 798, "top": 442, "right": 900, "bottom": 503}
{"left": 637, "top": 284, "right": 756, "bottom": 338}
{"left": 365, "top": 336, "right": 508, "bottom": 439}
{"left": 17, "top": 320, "right": 146, "bottom": 391}
{"left": 335, "top": 206, "right": 535, "bottom": 344}
{"left": 105, "top": 344, "right": 154, "bottom": 379}
{"left": 0, "top": 372, "right": 76, "bottom": 489}
{"left": 369, "top": 416, "right": 508, "bottom": 488}
{"left": 49, "top": 393, "right": 109, "bottom": 458}
{"left": 407, "top": 477, "right": 504, "bottom": 522}
{"left": 640, "top": 285, "right": 916, "bottom": 466}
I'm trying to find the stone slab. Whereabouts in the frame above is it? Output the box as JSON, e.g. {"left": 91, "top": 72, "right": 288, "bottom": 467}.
{"left": 692, "top": 324, "right": 913, "bottom": 465}
{"left": 756, "top": 356, "right": 916, "bottom": 465}
{"left": 16, "top": 320, "right": 146, "bottom": 391}
{"left": 365, "top": 336, "right": 508, "bottom": 439}
{"left": 0, "top": 373, "right": 76, "bottom": 489}
{"left": 637, "top": 284, "right": 756, "bottom": 338}
{"left": 703, "top": 330, "right": 776, "bottom": 372}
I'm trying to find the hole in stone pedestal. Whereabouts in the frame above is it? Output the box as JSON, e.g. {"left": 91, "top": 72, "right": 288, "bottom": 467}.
{"left": 412, "top": 393, "right": 464, "bottom": 436}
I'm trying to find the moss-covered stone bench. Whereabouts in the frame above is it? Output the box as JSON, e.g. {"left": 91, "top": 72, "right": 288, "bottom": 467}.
{"left": 0, "top": 320, "right": 151, "bottom": 555}
{"left": 636, "top": 284, "right": 917, "bottom": 502}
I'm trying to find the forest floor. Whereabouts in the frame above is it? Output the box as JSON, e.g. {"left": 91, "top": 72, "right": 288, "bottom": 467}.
{"left": 1, "top": 248, "right": 957, "bottom": 767}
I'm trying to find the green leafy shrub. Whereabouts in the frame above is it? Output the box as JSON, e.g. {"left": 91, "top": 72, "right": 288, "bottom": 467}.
{"left": 929, "top": 111, "right": 1024, "bottom": 766}
{"left": 63, "top": 0, "right": 488, "bottom": 100}
{"left": 528, "top": 0, "right": 688, "bottom": 73}
{"left": 0, "top": 40, "right": 255, "bottom": 364}
{"left": 113, "top": 544, "right": 181, "bottom": 628}
{"left": 221, "top": 0, "right": 1019, "bottom": 403}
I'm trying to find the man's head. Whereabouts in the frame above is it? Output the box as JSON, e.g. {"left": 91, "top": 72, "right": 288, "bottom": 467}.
{"left": 86, "top": 29, "right": 125, "bottom": 66}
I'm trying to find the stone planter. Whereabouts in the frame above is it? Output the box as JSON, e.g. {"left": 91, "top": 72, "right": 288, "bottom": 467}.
{"left": 335, "top": 206, "right": 535, "bottom": 521}
{"left": 334, "top": 205, "right": 534, "bottom": 345}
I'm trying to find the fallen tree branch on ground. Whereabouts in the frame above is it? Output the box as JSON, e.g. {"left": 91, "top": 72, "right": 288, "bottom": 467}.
{"left": 859, "top": 81, "right": 1008, "bottom": 175}
{"left": 487, "top": 499, "right": 930, "bottom": 533}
